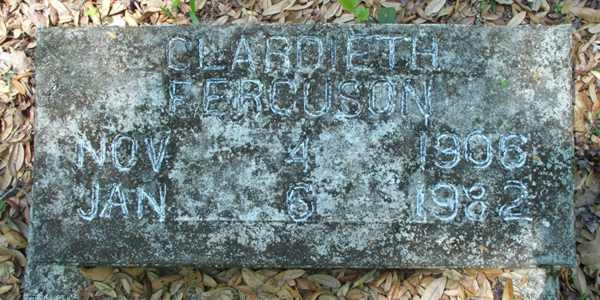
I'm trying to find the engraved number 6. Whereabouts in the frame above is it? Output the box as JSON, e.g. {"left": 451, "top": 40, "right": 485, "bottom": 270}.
{"left": 499, "top": 134, "right": 527, "bottom": 170}
{"left": 286, "top": 183, "right": 316, "bottom": 222}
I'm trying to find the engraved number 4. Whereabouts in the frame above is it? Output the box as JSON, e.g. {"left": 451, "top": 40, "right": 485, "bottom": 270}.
{"left": 286, "top": 138, "right": 309, "bottom": 172}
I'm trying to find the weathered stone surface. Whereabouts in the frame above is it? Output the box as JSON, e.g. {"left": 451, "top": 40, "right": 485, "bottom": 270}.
{"left": 29, "top": 25, "right": 575, "bottom": 268}
{"left": 24, "top": 264, "right": 87, "bottom": 300}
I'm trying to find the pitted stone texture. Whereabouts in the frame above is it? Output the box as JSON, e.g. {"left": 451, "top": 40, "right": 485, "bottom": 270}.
{"left": 29, "top": 25, "right": 575, "bottom": 268}
{"left": 24, "top": 264, "right": 86, "bottom": 300}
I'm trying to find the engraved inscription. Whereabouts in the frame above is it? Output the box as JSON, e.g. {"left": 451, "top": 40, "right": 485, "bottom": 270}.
{"left": 72, "top": 30, "right": 541, "bottom": 226}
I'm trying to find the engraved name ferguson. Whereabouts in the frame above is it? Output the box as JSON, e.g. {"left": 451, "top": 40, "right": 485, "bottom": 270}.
{"left": 166, "top": 33, "right": 438, "bottom": 122}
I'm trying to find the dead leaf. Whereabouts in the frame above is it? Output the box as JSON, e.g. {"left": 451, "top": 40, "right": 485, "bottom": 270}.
{"left": 9, "top": 144, "right": 24, "bottom": 176}
{"left": 48, "top": 0, "right": 73, "bottom": 23}
{"left": 288, "top": 1, "right": 314, "bottom": 11}
{"left": 578, "top": 231, "right": 600, "bottom": 266}
{"left": 308, "top": 274, "right": 341, "bottom": 288}
{"left": 507, "top": 11, "right": 526, "bottom": 27}
{"left": 109, "top": 1, "right": 126, "bottom": 16}
{"left": 196, "top": 0, "right": 208, "bottom": 11}
{"left": 0, "top": 285, "right": 12, "bottom": 295}
{"left": 94, "top": 281, "right": 117, "bottom": 298}
{"left": 572, "top": 267, "right": 591, "bottom": 296}
{"left": 346, "top": 288, "right": 367, "bottom": 300}
{"left": 502, "top": 279, "right": 513, "bottom": 300}
{"left": 0, "top": 262, "right": 14, "bottom": 280}
{"left": 241, "top": 268, "right": 265, "bottom": 289}
{"left": 0, "top": 20, "right": 6, "bottom": 44}
{"left": 0, "top": 52, "right": 32, "bottom": 73}
{"left": 262, "top": 0, "right": 295, "bottom": 16}
{"left": 150, "top": 289, "right": 163, "bottom": 300}
{"left": 213, "top": 15, "right": 229, "bottom": 25}
{"left": 421, "top": 277, "right": 446, "bottom": 300}
{"left": 122, "top": 267, "right": 144, "bottom": 277}
{"left": 201, "top": 287, "right": 238, "bottom": 300}
{"left": 100, "top": 0, "right": 111, "bottom": 18}
{"left": 0, "top": 172, "right": 12, "bottom": 192}
{"left": 123, "top": 11, "right": 138, "bottom": 26}
{"left": 528, "top": 0, "right": 543, "bottom": 11}
{"left": 570, "top": 6, "right": 600, "bottom": 23}
{"left": 145, "top": 0, "right": 163, "bottom": 13}
{"left": 353, "top": 270, "right": 376, "bottom": 287}
{"left": 120, "top": 277, "right": 131, "bottom": 295}
{"left": 334, "top": 13, "right": 354, "bottom": 23}
{"left": 424, "top": 0, "right": 446, "bottom": 17}
{"left": 588, "top": 24, "right": 600, "bottom": 34}
{"left": 476, "top": 272, "right": 493, "bottom": 299}
{"left": 0, "top": 247, "right": 25, "bottom": 267}
{"left": 2, "top": 230, "right": 26, "bottom": 249}
{"left": 275, "top": 269, "right": 305, "bottom": 282}
{"left": 442, "top": 270, "right": 463, "bottom": 281}
{"left": 324, "top": 2, "right": 341, "bottom": 20}
{"left": 204, "top": 274, "right": 218, "bottom": 288}
{"left": 80, "top": 267, "right": 113, "bottom": 282}
{"left": 305, "top": 290, "right": 325, "bottom": 300}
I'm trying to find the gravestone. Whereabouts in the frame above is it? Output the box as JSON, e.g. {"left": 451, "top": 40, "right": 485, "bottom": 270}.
{"left": 28, "top": 24, "right": 575, "bottom": 280}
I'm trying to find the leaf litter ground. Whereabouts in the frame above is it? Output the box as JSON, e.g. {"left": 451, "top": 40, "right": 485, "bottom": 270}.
{"left": 1, "top": 0, "right": 600, "bottom": 299}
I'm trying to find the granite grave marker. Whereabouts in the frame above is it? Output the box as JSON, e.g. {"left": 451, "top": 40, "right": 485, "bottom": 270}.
{"left": 29, "top": 24, "right": 575, "bottom": 269}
